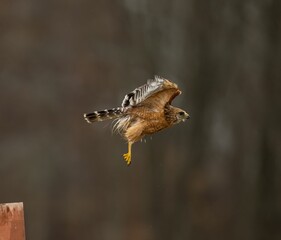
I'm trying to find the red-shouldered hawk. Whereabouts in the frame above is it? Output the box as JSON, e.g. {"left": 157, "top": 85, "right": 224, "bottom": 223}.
{"left": 84, "top": 76, "right": 190, "bottom": 165}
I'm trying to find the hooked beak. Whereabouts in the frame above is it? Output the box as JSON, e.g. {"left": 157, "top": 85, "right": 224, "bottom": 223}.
{"left": 183, "top": 113, "right": 190, "bottom": 122}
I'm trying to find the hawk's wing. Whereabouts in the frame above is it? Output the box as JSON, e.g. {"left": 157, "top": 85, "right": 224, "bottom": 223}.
{"left": 122, "top": 76, "right": 181, "bottom": 109}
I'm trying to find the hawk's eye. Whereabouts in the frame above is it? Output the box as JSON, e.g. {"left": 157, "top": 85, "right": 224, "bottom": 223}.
{"left": 179, "top": 111, "right": 185, "bottom": 116}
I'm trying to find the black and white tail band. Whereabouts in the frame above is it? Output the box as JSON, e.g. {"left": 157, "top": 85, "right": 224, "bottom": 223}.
{"left": 84, "top": 107, "right": 123, "bottom": 123}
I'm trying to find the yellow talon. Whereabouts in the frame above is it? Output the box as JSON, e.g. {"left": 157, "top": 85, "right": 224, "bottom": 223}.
{"left": 123, "top": 142, "right": 132, "bottom": 165}
{"left": 123, "top": 153, "right": 131, "bottom": 165}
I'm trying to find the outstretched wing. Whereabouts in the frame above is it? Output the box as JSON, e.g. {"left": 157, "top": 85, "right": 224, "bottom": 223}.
{"left": 122, "top": 76, "right": 181, "bottom": 109}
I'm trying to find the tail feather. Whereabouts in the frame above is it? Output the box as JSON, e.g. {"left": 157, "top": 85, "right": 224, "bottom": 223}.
{"left": 84, "top": 107, "right": 123, "bottom": 123}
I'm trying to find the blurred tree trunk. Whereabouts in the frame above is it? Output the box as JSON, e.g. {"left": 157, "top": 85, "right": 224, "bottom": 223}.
{"left": 1, "top": 0, "right": 280, "bottom": 240}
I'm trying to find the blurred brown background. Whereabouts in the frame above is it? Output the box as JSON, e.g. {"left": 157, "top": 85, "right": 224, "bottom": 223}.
{"left": 0, "top": 0, "right": 280, "bottom": 240}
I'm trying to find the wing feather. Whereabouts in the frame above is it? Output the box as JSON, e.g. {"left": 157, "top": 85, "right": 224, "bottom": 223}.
{"left": 122, "top": 76, "right": 180, "bottom": 108}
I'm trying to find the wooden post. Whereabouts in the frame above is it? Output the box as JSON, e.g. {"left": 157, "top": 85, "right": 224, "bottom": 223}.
{"left": 0, "top": 202, "right": 26, "bottom": 240}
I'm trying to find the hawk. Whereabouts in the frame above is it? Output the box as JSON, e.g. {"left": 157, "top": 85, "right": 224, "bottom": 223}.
{"left": 84, "top": 76, "right": 190, "bottom": 165}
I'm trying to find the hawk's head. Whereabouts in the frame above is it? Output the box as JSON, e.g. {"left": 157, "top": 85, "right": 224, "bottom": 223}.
{"left": 166, "top": 106, "right": 190, "bottom": 125}
{"left": 176, "top": 110, "right": 190, "bottom": 123}
{"left": 175, "top": 109, "right": 190, "bottom": 124}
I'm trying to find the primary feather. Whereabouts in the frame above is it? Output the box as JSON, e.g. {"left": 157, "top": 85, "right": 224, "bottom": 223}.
{"left": 121, "top": 76, "right": 165, "bottom": 108}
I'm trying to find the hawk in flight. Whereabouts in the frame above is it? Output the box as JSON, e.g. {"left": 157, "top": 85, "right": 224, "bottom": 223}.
{"left": 84, "top": 76, "right": 190, "bottom": 165}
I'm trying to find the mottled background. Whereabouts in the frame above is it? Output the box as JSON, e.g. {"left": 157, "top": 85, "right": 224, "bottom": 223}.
{"left": 0, "top": 1, "right": 280, "bottom": 240}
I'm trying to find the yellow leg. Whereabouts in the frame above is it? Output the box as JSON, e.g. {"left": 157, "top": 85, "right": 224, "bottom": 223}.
{"left": 123, "top": 142, "right": 132, "bottom": 165}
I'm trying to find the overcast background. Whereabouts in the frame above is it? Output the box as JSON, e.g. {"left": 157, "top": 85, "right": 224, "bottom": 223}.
{"left": 0, "top": 0, "right": 280, "bottom": 240}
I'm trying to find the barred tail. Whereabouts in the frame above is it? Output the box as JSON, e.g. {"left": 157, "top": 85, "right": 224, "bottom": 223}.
{"left": 84, "top": 107, "right": 123, "bottom": 123}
